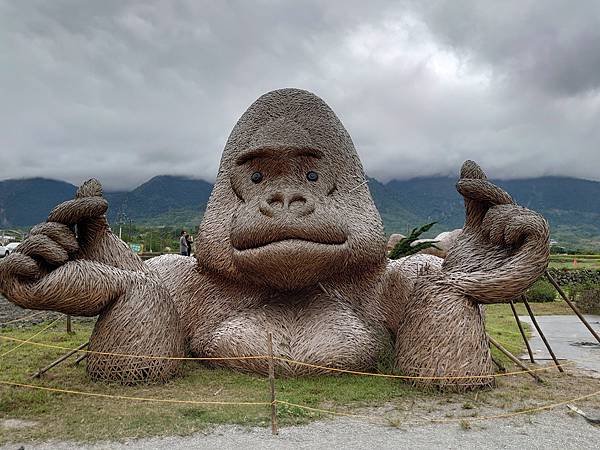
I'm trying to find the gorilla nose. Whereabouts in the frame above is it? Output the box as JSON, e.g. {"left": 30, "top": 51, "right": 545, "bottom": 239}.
{"left": 260, "top": 191, "right": 315, "bottom": 218}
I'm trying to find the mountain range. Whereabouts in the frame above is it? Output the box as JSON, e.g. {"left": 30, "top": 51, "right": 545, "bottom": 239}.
{"left": 1, "top": 174, "right": 600, "bottom": 251}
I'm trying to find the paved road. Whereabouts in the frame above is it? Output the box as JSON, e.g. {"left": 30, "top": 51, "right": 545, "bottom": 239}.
{"left": 520, "top": 314, "right": 600, "bottom": 375}
{"left": 3, "top": 409, "right": 599, "bottom": 450}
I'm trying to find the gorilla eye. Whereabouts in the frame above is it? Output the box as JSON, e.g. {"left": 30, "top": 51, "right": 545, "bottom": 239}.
{"left": 251, "top": 172, "right": 263, "bottom": 183}
{"left": 306, "top": 171, "right": 319, "bottom": 182}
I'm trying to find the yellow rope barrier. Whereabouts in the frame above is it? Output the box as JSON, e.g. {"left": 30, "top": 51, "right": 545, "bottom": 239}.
{"left": 0, "top": 380, "right": 269, "bottom": 407}
{"left": 429, "top": 389, "right": 600, "bottom": 424}
{"left": 0, "top": 320, "right": 59, "bottom": 358}
{"left": 1, "top": 322, "right": 598, "bottom": 431}
{"left": 0, "top": 333, "right": 579, "bottom": 379}
{"left": 271, "top": 356, "right": 577, "bottom": 380}
{"left": 0, "top": 297, "right": 597, "bottom": 432}
{"left": 1, "top": 379, "right": 597, "bottom": 427}
{"left": 0, "top": 336, "right": 268, "bottom": 361}
{"left": 277, "top": 389, "right": 600, "bottom": 426}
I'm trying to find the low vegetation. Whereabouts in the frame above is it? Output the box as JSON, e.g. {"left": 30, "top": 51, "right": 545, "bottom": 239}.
{"left": 109, "top": 225, "right": 188, "bottom": 254}
{"left": 388, "top": 222, "right": 439, "bottom": 259}
{"left": 525, "top": 280, "right": 557, "bottom": 303}
{"left": 548, "top": 253, "right": 600, "bottom": 270}
{"left": 564, "top": 283, "right": 600, "bottom": 315}
{"left": 1, "top": 300, "right": 598, "bottom": 443}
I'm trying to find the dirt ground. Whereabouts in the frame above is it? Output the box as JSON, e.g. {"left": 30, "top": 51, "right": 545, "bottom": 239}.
{"left": 0, "top": 295, "right": 94, "bottom": 328}
{"left": 2, "top": 405, "right": 599, "bottom": 450}
{"left": 2, "top": 297, "right": 599, "bottom": 449}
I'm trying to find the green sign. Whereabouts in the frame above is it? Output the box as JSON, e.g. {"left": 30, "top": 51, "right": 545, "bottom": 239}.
{"left": 129, "top": 243, "right": 143, "bottom": 253}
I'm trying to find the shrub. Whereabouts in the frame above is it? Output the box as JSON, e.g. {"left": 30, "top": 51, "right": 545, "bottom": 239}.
{"left": 526, "top": 280, "right": 556, "bottom": 302}
{"left": 389, "top": 222, "right": 439, "bottom": 259}
{"left": 575, "top": 284, "right": 600, "bottom": 314}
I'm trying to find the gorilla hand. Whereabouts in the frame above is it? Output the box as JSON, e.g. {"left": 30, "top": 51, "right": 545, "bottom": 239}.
{"left": 0, "top": 179, "right": 145, "bottom": 315}
{"left": 48, "top": 179, "right": 144, "bottom": 270}
{"left": 0, "top": 180, "right": 184, "bottom": 382}
{"left": 440, "top": 160, "right": 550, "bottom": 303}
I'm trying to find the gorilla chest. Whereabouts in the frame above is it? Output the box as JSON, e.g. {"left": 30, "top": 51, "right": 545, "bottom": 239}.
{"left": 196, "top": 294, "right": 389, "bottom": 375}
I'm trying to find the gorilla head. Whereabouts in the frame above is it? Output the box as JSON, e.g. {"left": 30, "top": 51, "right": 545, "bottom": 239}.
{"left": 196, "top": 89, "right": 386, "bottom": 290}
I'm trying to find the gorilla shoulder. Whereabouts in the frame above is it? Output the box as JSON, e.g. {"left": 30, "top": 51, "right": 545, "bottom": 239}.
{"left": 146, "top": 254, "right": 198, "bottom": 299}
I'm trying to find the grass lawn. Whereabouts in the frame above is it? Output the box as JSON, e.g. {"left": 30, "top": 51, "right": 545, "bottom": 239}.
{"left": 549, "top": 254, "right": 600, "bottom": 270}
{"left": 1, "top": 303, "right": 598, "bottom": 444}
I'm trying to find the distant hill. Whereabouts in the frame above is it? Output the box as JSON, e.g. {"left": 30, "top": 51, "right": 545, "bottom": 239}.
{"left": 383, "top": 176, "right": 600, "bottom": 249}
{"left": 2, "top": 174, "right": 600, "bottom": 251}
{"left": 104, "top": 175, "right": 213, "bottom": 225}
{"left": 0, "top": 178, "right": 76, "bottom": 227}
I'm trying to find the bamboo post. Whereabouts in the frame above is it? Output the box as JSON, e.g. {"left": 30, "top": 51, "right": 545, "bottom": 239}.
{"left": 32, "top": 342, "right": 89, "bottom": 378}
{"left": 73, "top": 351, "right": 89, "bottom": 366}
{"left": 491, "top": 355, "right": 507, "bottom": 373}
{"left": 521, "top": 295, "right": 564, "bottom": 372}
{"left": 267, "top": 331, "right": 278, "bottom": 435}
{"left": 509, "top": 299, "right": 535, "bottom": 363}
{"left": 66, "top": 315, "right": 73, "bottom": 334}
{"left": 545, "top": 270, "right": 600, "bottom": 344}
{"left": 488, "top": 335, "right": 543, "bottom": 383}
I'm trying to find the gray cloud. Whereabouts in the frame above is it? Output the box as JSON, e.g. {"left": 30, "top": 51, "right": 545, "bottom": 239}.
{"left": 1, "top": 0, "right": 599, "bottom": 190}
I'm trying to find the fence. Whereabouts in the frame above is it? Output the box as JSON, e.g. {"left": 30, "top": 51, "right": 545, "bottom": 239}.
{"left": 1, "top": 315, "right": 598, "bottom": 436}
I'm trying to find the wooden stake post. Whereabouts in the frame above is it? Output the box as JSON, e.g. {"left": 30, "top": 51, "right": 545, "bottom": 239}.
{"left": 32, "top": 341, "right": 89, "bottom": 378}
{"left": 520, "top": 295, "right": 564, "bottom": 372}
{"left": 545, "top": 271, "right": 600, "bottom": 345}
{"left": 488, "top": 335, "right": 543, "bottom": 383}
{"left": 267, "top": 331, "right": 278, "bottom": 435}
{"left": 509, "top": 299, "right": 535, "bottom": 363}
{"left": 73, "top": 351, "right": 89, "bottom": 366}
{"left": 491, "top": 355, "right": 507, "bottom": 373}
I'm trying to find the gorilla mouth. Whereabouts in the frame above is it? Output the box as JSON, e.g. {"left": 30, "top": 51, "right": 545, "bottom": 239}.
{"left": 229, "top": 221, "right": 350, "bottom": 289}
{"left": 233, "top": 237, "right": 347, "bottom": 252}
{"left": 230, "top": 225, "right": 348, "bottom": 252}
{"left": 231, "top": 237, "right": 350, "bottom": 290}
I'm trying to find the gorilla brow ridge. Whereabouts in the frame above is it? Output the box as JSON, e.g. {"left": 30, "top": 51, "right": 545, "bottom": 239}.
{"left": 235, "top": 147, "right": 323, "bottom": 165}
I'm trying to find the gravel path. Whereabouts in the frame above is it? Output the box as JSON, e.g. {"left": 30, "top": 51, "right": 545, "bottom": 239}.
{"left": 0, "top": 295, "right": 61, "bottom": 327}
{"left": 2, "top": 409, "right": 599, "bottom": 450}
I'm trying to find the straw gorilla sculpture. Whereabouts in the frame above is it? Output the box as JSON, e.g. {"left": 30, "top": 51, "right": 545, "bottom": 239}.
{"left": 0, "top": 89, "right": 550, "bottom": 389}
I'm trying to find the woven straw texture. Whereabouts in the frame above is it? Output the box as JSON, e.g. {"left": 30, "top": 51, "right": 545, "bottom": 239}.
{"left": 0, "top": 89, "right": 550, "bottom": 389}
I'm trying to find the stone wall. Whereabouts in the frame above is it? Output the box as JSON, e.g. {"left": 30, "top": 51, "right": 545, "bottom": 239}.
{"left": 547, "top": 268, "right": 600, "bottom": 286}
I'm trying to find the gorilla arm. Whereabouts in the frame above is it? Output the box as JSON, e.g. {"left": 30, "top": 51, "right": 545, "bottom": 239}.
{"left": 1, "top": 254, "right": 148, "bottom": 316}
{"left": 0, "top": 181, "right": 185, "bottom": 383}
{"left": 0, "top": 180, "right": 159, "bottom": 315}
{"left": 388, "top": 161, "right": 550, "bottom": 390}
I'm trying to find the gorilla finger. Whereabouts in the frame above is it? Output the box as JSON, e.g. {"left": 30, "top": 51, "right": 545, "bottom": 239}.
{"left": 460, "top": 160, "right": 487, "bottom": 180}
{"left": 0, "top": 252, "right": 41, "bottom": 280}
{"left": 30, "top": 222, "right": 79, "bottom": 254}
{"left": 481, "top": 206, "right": 511, "bottom": 246}
{"left": 17, "top": 234, "right": 69, "bottom": 266}
{"left": 47, "top": 197, "right": 108, "bottom": 225}
{"left": 456, "top": 179, "right": 514, "bottom": 206}
{"left": 76, "top": 178, "right": 103, "bottom": 198}
{"left": 504, "top": 213, "right": 549, "bottom": 246}
{"left": 482, "top": 205, "right": 523, "bottom": 244}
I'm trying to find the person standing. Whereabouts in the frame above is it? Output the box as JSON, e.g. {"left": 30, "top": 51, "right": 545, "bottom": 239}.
{"left": 185, "top": 232, "right": 194, "bottom": 256}
{"left": 179, "top": 230, "right": 189, "bottom": 256}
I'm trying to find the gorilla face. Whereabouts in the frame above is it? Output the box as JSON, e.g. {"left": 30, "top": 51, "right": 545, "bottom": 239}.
{"left": 196, "top": 89, "right": 386, "bottom": 290}
{"left": 229, "top": 145, "right": 350, "bottom": 289}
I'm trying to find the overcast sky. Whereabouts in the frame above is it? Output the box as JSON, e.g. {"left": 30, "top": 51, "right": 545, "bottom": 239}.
{"left": 1, "top": 1, "right": 600, "bottom": 190}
